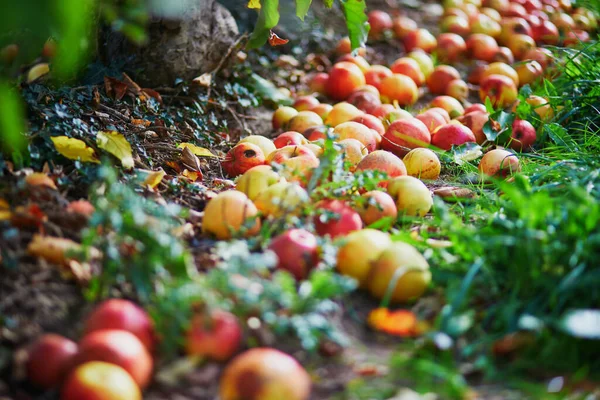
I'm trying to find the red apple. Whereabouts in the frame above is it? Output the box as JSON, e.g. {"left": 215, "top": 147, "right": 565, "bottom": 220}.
{"left": 303, "top": 125, "right": 330, "bottom": 141}
{"left": 416, "top": 110, "right": 448, "bottom": 134}
{"left": 403, "top": 28, "right": 437, "bottom": 53}
{"left": 293, "top": 96, "right": 320, "bottom": 112}
{"left": 274, "top": 131, "right": 307, "bottom": 149}
{"left": 533, "top": 20, "right": 559, "bottom": 45}
{"left": 72, "top": 330, "right": 153, "bottom": 389}
{"left": 446, "top": 79, "right": 469, "bottom": 101}
{"left": 368, "top": 10, "right": 393, "bottom": 39}
{"left": 392, "top": 16, "right": 418, "bottom": 38}
{"left": 500, "top": 18, "right": 532, "bottom": 44}
{"left": 509, "top": 119, "right": 537, "bottom": 151}
{"left": 356, "top": 150, "right": 407, "bottom": 188}
{"left": 313, "top": 200, "right": 362, "bottom": 239}
{"left": 464, "top": 103, "right": 488, "bottom": 114}
{"left": 325, "top": 62, "right": 366, "bottom": 101}
{"left": 430, "top": 96, "right": 465, "bottom": 119}
{"left": 368, "top": 103, "right": 396, "bottom": 119}
{"left": 522, "top": 47, "right": 553, "bottom": 68}
{"left": 508, "top": 34, "right": 536, "bottom": 60}
{"left": 456, "top": 110, "right": 490, "bottom": 144}
{"left": 352, "top": 114, "right": 386, "bottom": 135}
{"left": 516, "top": 60, "right": 543, "bottom": 86}
{"left": 337, "top": 54, "right": 370, "bottom": 73}
{"left": 479, "top": 74, "right": 518, "bottom": 108}
{"left": 467, "top": 33, "right": 499, "bottom": 62}
{"left": 479, "top": 149, "right": 521, "bottom": 177}
{"left": 390, "top": 57, "right": 425, "bottom": 86}
{"left": 310, "top": 103, "right": 333, "bottom": 120}
{"left": 357, "top": 191, "right": 398, "bottom": 225}
{"left": 84, "top": 299, "right": 155, "bottom": 352}
{"left": 272, "top": 106, "right": 298, "bottom": 130}
{"left": 222, "top": 143, "right": 266, "bottom": 177}
{"left": 435, "top": 33, "right": 467, "bottom": 63}
{"left": 432, "top": 122, "right": 476, "bottom": 150}
{"left": 308, "top": 72, "right": 329, "bottom": 95}
{"left": 333, "top": 121, "right": 377, "bottom": 152}
{"left": 379, "top": 74, "right": 419, "bottom": 106}
{"left": 26, "top": 334, "right": 78, "bottom": 389}
{"left": 382, "top": 118, "right": 431, "bottom": 157}
{"left": 364, "top": 65, "right": 393, "bottom": 91}
{"left": 427, "top": 65, "right": 460, "bottom": 95}
{"left": 441, "top": 15, "right": 471, "bottom": 36}
{"left": 471, "top": 14, "right": 502, "bottom": 38}
{"left": 62, "top": 362, "right": 142, "bottom": 400}
{"left": 468, "top": 62, "right": 489, "bottom": 85}
{"left": 268, "top": 229, "right": 319, "bottom": 280}
{"left": 426, "top": 107, "right": 452, "bottom": 123}
{"left": 288, "top": 111, "right": 324, "bottom": 133}
{"left": 493, "top": 46, "right": 515, "bottom": 64}
{"left": 347, "top": 89, "right": 381, "bottom": 114}
{"left": 186, "top": 310, "right": 242, "bottom": 361}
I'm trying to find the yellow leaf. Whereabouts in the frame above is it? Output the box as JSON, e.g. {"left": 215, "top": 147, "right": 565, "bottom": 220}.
{"left": 50, "top": 136, "right": 100, "bottom": 164}
{"left": 97, "top": 131, "right": 134, "bottom": 169}
{"left": 182, "top": 169, "right": 201, "bottom": 182}
{"left": 0, "top": 198, "right": 10, "bottom": 221}
{"left": 27, "top": 234, "right": 82, "bottom": 267}
{"left": 177, "top": 143, "right": 217, "bottom": 158}
{"left": 27, "top": 63, "right": 50, "bottom": 83}
{"left": 142, "top": 169, "right": 166, "bottom": 189}
{"left": 247, "top": 0, "right": 261, "bottom": 9}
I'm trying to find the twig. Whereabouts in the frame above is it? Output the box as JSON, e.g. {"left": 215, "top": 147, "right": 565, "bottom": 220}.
{"left": 207, "top": 33, "right": 249, "bottom": 100}
{"left": 97, "top": 104, "right": 131, "bottom": 123}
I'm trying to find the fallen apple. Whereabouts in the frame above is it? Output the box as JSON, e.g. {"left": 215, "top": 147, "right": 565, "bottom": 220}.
{"left": 254, "top": 182, "right": 309, "bottom": 218}
{"left": 387, "top": 176, "right": 433, "bottom": 217}
{"left": 337, "top": 229, "right": 392, "bottom": 286}
{"left": 186, "top": 310, "right": 242, "bottom": 361}
{"left": 313, "top": 199, "right": 363, "bottom": 239}
{"left": 202, "top": 190, "right": 261, "bottom": 240}
{"left": 478, "top": 148, "right": 521, "bottom": 177}
{"left": 403, "top": 148, "right": 442, "bottom": 180}
{"left": 235, "top": 165, "right": 284, "bottom": 201}
{"left": 62, "top": 361, "right": 141, "bottom": 400}
{"left": 356, "top": 191, "right": 398, "bottom": 226}
{"left": 269, "top": 229, "right": 319, "bottom": 280}
{"left": 26, "top": 334, "right": 78, "bottom": 389}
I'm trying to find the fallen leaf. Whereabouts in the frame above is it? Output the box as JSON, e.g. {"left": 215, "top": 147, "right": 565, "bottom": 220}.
{"left": 11, "top": 204, "right": 47, "bottom": 230}
{"left": 25, "top": 173, "right": 57, "bottom": 190}
{"left": 27, "top": 63, "right": 50, "bottom": 83}
{"left": 166, "top": 161, "right": 182, "bottom": 173}
{"left": 367, "top": 308, "right": 418, "bottom": 337}
{"left": 0, "top": 198, "right": 10, "bottom": 221}
{"left": 97, "top": 131, "right": 134, "bottom": 169}
{"left": 433, "top": 186, "right": 475, "bottom": 200}
{"left": 247, "top": 0, "right": 261, "bottom": 9}
{"left": 182, "top": 169, "right": 202, "bottom": 182}
{"left": 268, "top": 31, "right": 289, "bottom": 47}
{"left": 131, "top": 119, "right": 151, "bottom": 127}
{"left": 122, "top": 72, "right": 142, "bottom": 93}
{"left": 141, "top": 88, "right": 163, "bottom": 104}
{"left": 181, "top": 147, "right": 202, "bottom": 172}
{"left": 104, "top": 76, "right": 128, "bottom": 100}
{"left": 142, "top": 169, "right": 166, "bottom": 189}
{"left": 192, "top": 73, "right": 212, "bottom": 88}
{"left": 51, "top": 136, "right": 100, "bottom": 164}
{"left": 178, "top": 143, "right": 217, "bottom": 158}
{"left": 27, "top": 235, "right": 81, "bottom": 266}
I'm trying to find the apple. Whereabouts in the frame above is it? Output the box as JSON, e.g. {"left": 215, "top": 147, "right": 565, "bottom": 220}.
{"left": 440, "top": 15, "right": 471, "bottom": 36}
{"left": 368, "top": 242, "right": 431, "bottom": 303}
{"left": 533, "top": 20, "right": 559, "bottom": 45}
{"left": 268, "top": 146, "right": 319, "bottom": 185}
{"left": 464, "top": 103, "right": 487, "bottom": 114}
{"left": 254, "top": 182, "right": 309, "bottom": 218}
{"left": 222, "top": 143, "right": 266, "bottom": 178}
{"left": 287, "top": 111, "right": 323, "bottom": 134}
{"left": 72, "top": 330, "right": 153, "bottom": 388}
{"left": 478, "top": 148, "right": 521, "bottom": 177}
{"left": 479, "top": 74, "right": 518, "bottom": 108}
{"left": 293, "top": 96, "right": 320, "bottom": 112}
{"left": 526, "top": 95, "right": 554, "bottom": 121}
{"left": 26, "top": 334, "right": 78, "bottom": 389}
{"left": 493, "top": 46, "right": 515, "bottom": 64}
{"left": 564, "top": 30, "right": 590, "bottom": 47}
{"left": 484, "top": 0, "right": 510, "bottom": 12}
{"left": 272, "top": 106, "right": 298, "bottom": 130}
{"left": 203, "top": 190, "right": 261, "bottom": 239}
{"left": 468, "top": 62, "right": 489, "bottom": 85}
{"left": 303, "top": 125, "right": 330, "bottom": 141}
{"left": 236, "top": 165, "right": 284, "bottom": 201}
{"left": 430, "top": 96, "right": 465, "bottom": 119}
{"left": 427, "top": 65, "right": 460, "bottom": 95}
{"left": 456, "top": 110, "right": 490, "bottom": 144}
{"left": 435, "top": 33, "right": 467, "bottom": 63}
{"left": 482, "top": 62, "right": 519, "bottom": 86}
{"left": 403, "top": 148, "right": 442, "bottom": 180}
{"left": 471, "top": 13, "right": 502, "bottom": 38}
{"left": 354, "top": 84, "right": 380, "bottom": 97}
{"left": 268, "top": 229, "right": 319, "bottom": 280}
{"left": 325, "top": 62, "right": 366, "bottom": 101}
{"left": 239, "top": 135, "right": 276, "bottom": 158}
{"left": 379, "top": 74, "right": 419, "bottom": 106}
{"left": 368, "top": 104, "right": 396, "bottom": 119}
{"left": 337, "top": 54, "right": 371, "bottom": 73}
{"left": 84, "top": 299, "right": 155, "bottom": 352}
{"left": 347, "top": 89, "right": 382, "bottom": 114}
{"left": 304, "top": 143, "right": 324, "bottom": 158}
{"left": 524, "top": 0, "right": 543, "bottom": 11}
{"left": 308, "top": 72, "right": 329, "bottom": 95}
{"left": 508, "top": 34, "right": 536, "bottom": 60}
{"left": 426, "top": 107, "right": 452, "bottom": 123}
{"left": 186, "top": 310, "right": 242, "bottom": 361}
{"left": 336, "top": 36, "right": 366, "bottom": 56}
{"left": 313, "top": 200, "right": 362, "bottom": 238}
{"left": 505, "top": 3, "right": 527, "bottom": 17}
{"left": 522, "top": 47, "right": 553, "bottom": 68}
{"left": 432, "top": 122, "right": 476, "bottom": 150}
{"left": 551, "top": 12, "right": 575, "bottom": 33}
{"left": 446, "top": 79, "right": 469, "bottom": 102}
{"left": 339, "top": 138, "right": 368, "bottom": 169}
{"left": 368, "top": 10, "right": 393, "bottom": 39}
{"left": 352, "top": 114, "right": 385, "bottom": 135}
{"left": 364, "top": 65, "right": 393, "bottom": 91}
{"left": 416, "top": 110, "right": 448, "bottom": 134}
{"left": 390, "top": 57, "right": 425, "bottom": 86}
{"left": 387, "top": 176, "right": 433, "bottom": 217}
{"left": 509, "top": 119, "right": 537, "bottom": 151}
{"left": 481, "top": 7, "right": 502, "bottom": 22}
{"left": 219, "top": 348, "right": 311, "bottom": 400}
{"left": 0, "top": 44, "right": 19, "bottom": 64}
{"left": 382, "top": 118, "right": 431, "bottom": 157}
{"left": 356, "top": 150, "right": 407, "bottom": 187}
{"left": 407, "top": 50, "right": 435, "bottom": 78}
{"left": 403, "top": 28, "right": 437, "bottom": 53}
{"left": 516, "top": 60, "right": 543, "bottom": 86}
{"left": 62, "top": 362, "right": 141, "bottom": 400}
{"left": 392, "top": 16, "right": 418, "bottom": 38}
{"left": 274, "top": 131, "right": 307, "bottom": 149}
{"left": 500, "top": 18, "right": 533, "bottom": 44}
{"left": 309, "top": 103, "right": 333, "bottom": 120}
{"left": 324, "top": 102, "right": 363, "bottom": 127}
{"left": 334, "top": 121, "right": 377, "bottom": 152}
{"left": 466, "top": 33, "right": 499, "bottom": 62}
{"left": 443, "top": 7, "right": 468, "bottom": 19}
{"left": 357, "top": 191, "right": 398, "bottom": 226}
{"left": 336, "top": 229, "right": 392, "bottom": 286}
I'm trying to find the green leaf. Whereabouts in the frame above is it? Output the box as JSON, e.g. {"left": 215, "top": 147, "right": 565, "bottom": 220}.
{"left": 339, "top": 0, "right": 370, "bottom": 52}
{"left": 247, "top": 0, "right": 280, "bottom": 49}
{"left": 0, "top": 82, "right": 28, "bottom": 165}
{"left": 296, "top": 0, "right": 312, "bottom": 20}
{"left": 249, "top": 73, "right": 293, "bottom": 106}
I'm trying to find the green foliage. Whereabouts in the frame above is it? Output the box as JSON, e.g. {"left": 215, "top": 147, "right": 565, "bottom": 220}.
{"left": 248, "top": 0, "right": 369, "bottom": 51}
{"left": 81, "top": 165, "right": 194, "bottom": 302}
{"left": 0, "top": 82, "right": 27, "bottom": 166}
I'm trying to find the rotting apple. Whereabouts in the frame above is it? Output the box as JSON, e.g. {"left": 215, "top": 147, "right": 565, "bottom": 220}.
{"left": 336, "top": 229, "right": 392, "bottom": 286}
{"left": 219, "top": 348, "right": 311, "bottom": 400}
{"left": 26, "top": 334, "right": 78, "bottom": 389}
{"left": 239, "top": 135, "right": 276, "bottom": 159}
{"left": 478, "top": 148, "right": 521, "bottom": 177}
{"left": 427, "top": 65, "right": 461, "bottom": 95}
{"left": 72, "top": 330, "right": 153, "bottom": 389}
{"left": 379, "top": 74, "right": 419, "bottom": 106}
{"left": 431, "top": 122, "right": 477, "bottom": 150}
{"left": 62, "top": 361, "right": 141, "bottom": 400}
{"left": 222, "top": 143, "right": 266, "bottom": 178}
{"left": 313, "top": 199, "right": 363, "bottom": 239}
{"left": 325, "top": 61, "right": 366, "bottom": 101}
{"left": 403, "top": 148, "right": 442, "bottom": 180}
{"left": 387, "top": 176, "right": 433, "bottom": 217}
{"left": 186, "top": 310, "right": 242, "bottom": 361}
{"left": 84, "top": 299, "right": 155, "bottom": 352}
{"left": 203, "top": 190, "right": 261, "bottom": 240}
{"left": 235, "top": 165, "right": 284, "bottom": 201}
{"left": 382, "top": 118, "right": 431, "bottom": 157}
{"left": 268, "top": 229, "right": 319, "bottom": 280}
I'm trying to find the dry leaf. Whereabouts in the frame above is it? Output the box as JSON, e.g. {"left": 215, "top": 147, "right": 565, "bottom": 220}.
{"left": 268, "top": 31, "right": 289, "bottom": 46}
{"left": 0, "top": 198, "right": 10, "bottom": 221}
{"left": 104, "top": 76, "right": 128, "bottom": 100}
{"left": 131, "top": 119, "right": 151, "bottom": 127}
{"left": 181, "top": 147, "right": 202, "bottom": 172}
{"left": 141, "top": 88, "right": 163, "bottom": 104}
{"left": 247, "top": 0, "right": 261, "bottom": 9}
{"left": 177, "top": 143, "right": 217, "bottom": 158}
{"left": 122, "top": 72, "right": 142, "bottom": 93}
{"left": 192, "top": 73, "right": 212, "bottom": 87}
{"left": 11, "top": 204, "right": 47, "bottom": 231}
{"left": 433, "top": 186, "right": 475, "bottom": 200}
{"left": 51, "top": 136, "right": 100, "bottom": 164}
{"left": 97, "top": 131, "right": 134, "bottom": 169}
{"left": 25, "top": 173, "right": 57, "bottom": 190}
{"left": 27, "top": 63, "right": 50, "bottom": 83}
{"left": 142, "top": 169, "right": 166, "bottom": 189}
{"left": 182, "top": 169, "right": 202, "bottom": 182}
{"left": 27, "top": 234, "right": 82, "bottom": 266}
